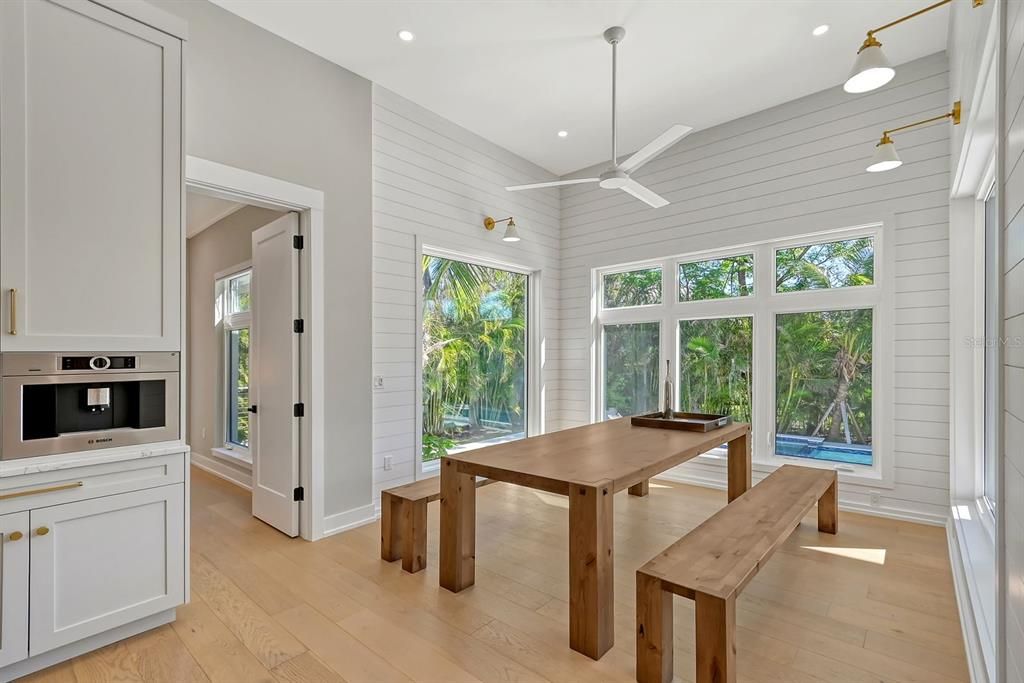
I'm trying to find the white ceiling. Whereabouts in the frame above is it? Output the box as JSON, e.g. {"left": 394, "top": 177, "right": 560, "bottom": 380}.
{"left": 210, "top": 0, "right": 949, "bottom": 176}
{"left": 186, "top": 190, "right": 245, "bottom": 238}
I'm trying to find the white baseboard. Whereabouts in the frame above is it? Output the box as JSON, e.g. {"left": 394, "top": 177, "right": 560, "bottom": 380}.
{"left": 654, "top": 469, "right": 948, "bottom": 526}
{"left": 0, "top": 609, "right": 175, "bottom": 680}
{"left": 321, "top": 502, "right": 376, "bottom": 538}
{"left": 191, "top": 451, "right": 251, "bottom": 490}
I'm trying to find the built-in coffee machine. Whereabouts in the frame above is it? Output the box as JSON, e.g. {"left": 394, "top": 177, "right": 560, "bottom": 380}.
{"left": 0, "top": 352, "right": 180, "bottom": 460}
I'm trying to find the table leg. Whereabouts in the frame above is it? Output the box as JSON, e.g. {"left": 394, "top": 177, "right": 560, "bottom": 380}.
{"left": 726, "top": 430, "right": 751, "bottom": 502}
{"left": 439, "top": 457, "right": 476, "bottom": 592}
{"left": 628, "top": 479, "right": 650, "bottom": 497}
{"left": 568, "top": 480, "right": 614, "bottom": 660}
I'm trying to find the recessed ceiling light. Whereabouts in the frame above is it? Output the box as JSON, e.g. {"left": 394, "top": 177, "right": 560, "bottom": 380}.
{"left": 557, "top": 130, "right": 569, "bottom": 138}
{"left": 812, "top": 24, "right": 830, "bottom": 37}
{"left": 397, "top": 29, "right": 415, "bottom": 42}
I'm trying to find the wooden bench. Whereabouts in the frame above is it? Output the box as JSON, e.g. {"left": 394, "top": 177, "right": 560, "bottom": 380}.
{"left": 380, "top": 476, "right": 494, "bottom": 573}
{"left": 635, "top": 464, "right": 838, "bottom": 683}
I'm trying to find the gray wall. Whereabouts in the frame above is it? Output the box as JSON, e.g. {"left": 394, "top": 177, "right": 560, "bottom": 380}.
{"left": 154, "top": 0, "right": 373, "bottom": 519}
{"left": 1002, "top": 0, "right": 1024, "bottom": 678}
{"left": 186, "top": 205, "right": 285, "bottom": 462}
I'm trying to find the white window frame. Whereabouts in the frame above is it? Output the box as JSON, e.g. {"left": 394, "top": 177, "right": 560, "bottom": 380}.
{"left": 593, "top": 222, "right": 893, "bottom": 487}
{"left": 215, "top": 264, "right": 252, "bottom": 461}
{"left": 415, "top": 243, "right": 541, "bottom": 477}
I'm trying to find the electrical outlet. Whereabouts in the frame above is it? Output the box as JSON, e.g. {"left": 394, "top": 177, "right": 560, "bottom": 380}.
{"left": 869, "top": 490, "right": 881, "bottom": 506}
{"left": 373, "top": 375, "right": 385, "bottom": 388}
{"left": 383, "top": 455, "right": 393, "bottom": 471}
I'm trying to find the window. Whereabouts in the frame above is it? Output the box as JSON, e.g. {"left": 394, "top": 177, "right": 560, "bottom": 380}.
{"left": 594, "top": 226, "right": 886, "bottom": 475}
{"left": 775, "top": 309, "right": 873, "bottom": 465}
{"left": 983, "top": 185, "right": 998, "bottom": 507}
{"left": 603, "top": 322, "right": 660, "bottom": 419}
{"left": 217, "top": 269, "right": 252, "bottom": 455}
{"left": 603, "top": 266, "right": 662, "bottom": 308}
{"left": 678, "top": 317, "right": 752, "bottom": 423}
{"left": 678, "top": 255, "right": 753, "bottom": 301}
{"left": 421, "top": 254, "right": 529, "bottom": 463}
{"left": 775, "top": 237, "right": 874, "bottom": 292}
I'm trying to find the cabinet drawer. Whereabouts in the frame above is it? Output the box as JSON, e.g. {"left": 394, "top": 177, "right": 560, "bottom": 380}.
{"left": 0, "top": 453, "right": 185, "bottom": 515}
{"left": 29, "top": 483, "right": 185, "bottom": 655}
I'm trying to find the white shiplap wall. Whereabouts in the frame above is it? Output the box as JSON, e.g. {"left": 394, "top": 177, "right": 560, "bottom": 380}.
{"left": 1002, "top": 0, "right": 1024, "bottom": 677}
{"left": 371, "top": 85, "right": 562, "bottom": 501}
{"left": 556, "top": 53, "right": 953, "bottom": 523}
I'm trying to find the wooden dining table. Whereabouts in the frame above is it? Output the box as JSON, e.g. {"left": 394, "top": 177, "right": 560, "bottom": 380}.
{"left": 438, "top": 417, "right": 752, "bottom": 661}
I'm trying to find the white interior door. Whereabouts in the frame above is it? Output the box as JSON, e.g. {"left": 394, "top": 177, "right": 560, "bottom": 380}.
{"left": 251, "top": 214, "right": 301, "bottom": 536}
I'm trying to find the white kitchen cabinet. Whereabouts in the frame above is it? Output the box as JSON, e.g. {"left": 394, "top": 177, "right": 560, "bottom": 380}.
{"left": 28, "top": 484, "right": 185, "bottom": 655}
{"left": 0, "top": 512, "right": 29, "bottom": 668}
{"left": 0, "top": 0, "right": 184, "bottom": 352}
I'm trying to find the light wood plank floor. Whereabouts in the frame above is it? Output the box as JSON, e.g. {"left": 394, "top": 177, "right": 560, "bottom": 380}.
{"left": 21, "top": 467, "right": 968, "bottom": 682}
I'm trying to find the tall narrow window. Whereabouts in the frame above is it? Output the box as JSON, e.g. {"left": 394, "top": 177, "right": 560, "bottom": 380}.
{"left": 421, "top": 255, "right": 528, "bottom": 463}
{"left": 602, "top": 322, "right": 660, "bottom": 419}
{"left": 983, "top": 185, "right": 998, "bottom": 507}
{"left": 775, "top": 309, "right": 873, "bottom": 465}
{"left": 678, "top": 317, "right": 753, "bottom": 422}
{"left": 218, "top": 270, "right": 252, "bottom": 454}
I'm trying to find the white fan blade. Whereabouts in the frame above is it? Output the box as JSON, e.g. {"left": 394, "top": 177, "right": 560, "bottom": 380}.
{"left": 620, "top": 179, "right": 669, "bottom": 208}
{"left": 619, "top": 124, "right": 694, "bottom": 173}
{"left": 505, "top": 177, "right": 599, "bottom": 191}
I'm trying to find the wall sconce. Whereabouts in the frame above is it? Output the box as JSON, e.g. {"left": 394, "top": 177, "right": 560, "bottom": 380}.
{"left": 483, "top": 216, "right": 521, "bottom": 242}
{"left": 866, "top": 100, "right": 961, "bottom": 173}
{"left": 845, "top": 0, "right": 984, "bottom": 94}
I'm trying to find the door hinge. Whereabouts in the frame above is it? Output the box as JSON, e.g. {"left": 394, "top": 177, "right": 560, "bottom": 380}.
{"left": 293, "top": 235, "right": 304, "bottom": 250}
{"left": 293, "top": 402, "right": 305, "bottom": 418}
{"left": 248, "top": 405, "right": 257, "bottom": 414}
{"left": 293, "top": 318, "right": 304, "bottom": 334}
{"left": 293, "top": 486, "right": 304, "bottom": 502}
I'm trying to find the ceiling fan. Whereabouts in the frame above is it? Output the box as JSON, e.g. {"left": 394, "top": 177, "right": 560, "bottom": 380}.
{"left": 505, "top": 26, "right": 693, "bottom": 209}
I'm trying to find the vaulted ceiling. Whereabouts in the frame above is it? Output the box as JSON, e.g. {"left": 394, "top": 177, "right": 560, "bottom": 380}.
{"left": 212, "top": 0, "right": 949, "bottom": 175}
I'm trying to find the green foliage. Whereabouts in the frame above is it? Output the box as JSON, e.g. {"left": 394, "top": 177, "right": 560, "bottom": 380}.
{"left": 678, "top": 317, "right": 752, "bottom": 422}
{"left": 421, "top": 256, "right": 527, "bottom": 457}
{"left": 229, "top": 328, "right": 250, "bottom": 447}
{"left": 603, "top": 267, "right": 662, "bottom": 308}
{"left": 421, "top": 433, "right": 455, "bottom": 463}
{"left": 678, "top": 255, "right": 753, "bottom": 302}
{"left": 776, "top": 238, "right": 873, "bottom": 292}
{"left": 775, "top": 309, "right": 872, "bottom": 445}
{"left": 603, "top": 322, "right": 660, "bottom": 417}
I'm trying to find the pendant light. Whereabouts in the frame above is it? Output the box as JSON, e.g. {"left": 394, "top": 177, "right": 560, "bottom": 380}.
{"left": 845, "top": 0, "right": 984, "bottom": 94}
{"left": 866, "top": 101, "right": 960, "bottom": 173}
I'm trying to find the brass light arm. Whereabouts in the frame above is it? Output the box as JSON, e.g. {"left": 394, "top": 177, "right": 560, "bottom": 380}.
{"left": 881, "top": 101, "right": 961, "bottom": 140}
{"left": 859, "top": 0, "right": 982, "bottom": 52}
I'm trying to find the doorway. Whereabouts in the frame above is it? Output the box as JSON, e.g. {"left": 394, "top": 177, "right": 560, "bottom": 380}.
{"left": 184, "top": 156, "right": 325, "bottom": 540}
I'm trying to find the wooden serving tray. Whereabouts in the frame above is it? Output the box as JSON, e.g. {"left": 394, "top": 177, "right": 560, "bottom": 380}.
{"left": 630, "top": 411, "right": 733, "bottom": 432}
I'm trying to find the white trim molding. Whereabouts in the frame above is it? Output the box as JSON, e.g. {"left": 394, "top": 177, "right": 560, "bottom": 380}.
{"left": 322, "top": 503, "right": 377, "bottom": 538}
{"left": 185, "top": 156, "right": 327, "bottom": 541}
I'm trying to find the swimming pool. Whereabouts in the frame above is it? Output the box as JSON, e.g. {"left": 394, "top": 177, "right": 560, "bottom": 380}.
{"left": 775, "top": 434, "right": 872, "bottom": 466}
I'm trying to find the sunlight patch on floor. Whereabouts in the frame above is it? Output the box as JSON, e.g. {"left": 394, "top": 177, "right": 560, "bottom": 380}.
{"left": 532, "top": 490, "right": 569, "bottom": 509}
{"left": 801, "top": 545, "right": 887, "bottom": 565}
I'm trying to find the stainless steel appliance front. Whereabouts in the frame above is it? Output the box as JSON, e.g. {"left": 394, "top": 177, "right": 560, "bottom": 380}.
{"left": 0, "top": 352, "right": 180, "bottom": 460}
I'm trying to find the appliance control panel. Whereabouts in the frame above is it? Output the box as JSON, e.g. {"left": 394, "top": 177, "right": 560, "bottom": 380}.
{"left": 62, "top": 355, "right": 136, "bottom": 371}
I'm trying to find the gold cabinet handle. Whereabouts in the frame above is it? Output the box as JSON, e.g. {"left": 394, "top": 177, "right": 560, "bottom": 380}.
{"left": 0, "top": 481, "right": 83, "bottom": 501}
{"left": 35, "top": 526, "right": 49, "bottom": 536}
{"left": 8, "top": 288, "right": 15, "bottom": 335}
{"left": 7, "top": 531, "right": 23, "bottom": 542}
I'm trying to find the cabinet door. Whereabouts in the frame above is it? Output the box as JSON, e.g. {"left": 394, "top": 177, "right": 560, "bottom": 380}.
{"left": 0, "top": 0, "right": 182, "bottom": 352}
{"left": 0, "top": 512, "right": 29, "bottom": 668}
{"left": 29, "top": 484, "right": 184, "bottom": 656}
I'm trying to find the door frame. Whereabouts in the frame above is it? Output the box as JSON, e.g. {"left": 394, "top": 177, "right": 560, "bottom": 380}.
{"left": 185, "top": 156, "right": 325, "bottom": 541}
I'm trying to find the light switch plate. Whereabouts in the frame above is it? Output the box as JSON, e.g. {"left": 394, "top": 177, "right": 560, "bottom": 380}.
{"left": 373, "top": 375, "right": 384, "bottom": 388}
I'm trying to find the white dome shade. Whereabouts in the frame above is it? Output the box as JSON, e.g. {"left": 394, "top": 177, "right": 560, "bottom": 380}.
{"left": 502, "top": 220, "right": 521, "bottom": 242}
{"left": 866, "top": 139, "right": 902, "bottom": 173}
{"left": 844, "top": 43, "right": 895, "bottom": 94}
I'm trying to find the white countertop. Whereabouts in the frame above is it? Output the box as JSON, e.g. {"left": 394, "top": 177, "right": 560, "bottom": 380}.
{"left": 0, "top": 441, "right": 190, "bottom": 479}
